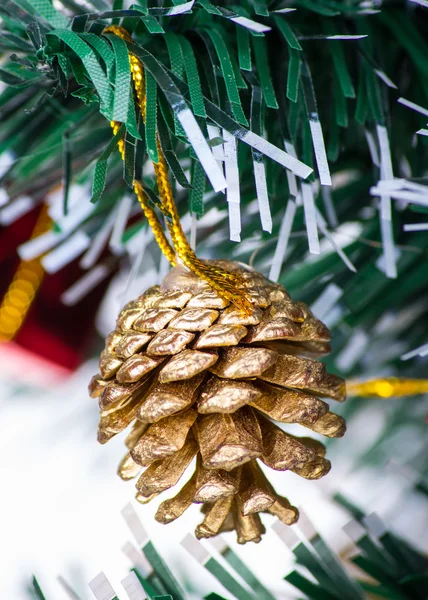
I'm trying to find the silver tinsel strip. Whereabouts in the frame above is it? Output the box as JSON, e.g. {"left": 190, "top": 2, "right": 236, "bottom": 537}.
{"left": 253, "top": 157, "right": 273, "bottom": 233}
{"left": 376, "top": 125, "right": 397, "bottom": 279}
{"left": 321, "top": 186, "right": 338, "bottom": 228}
{"left": 223, "top": 129, "right": 241, "bottom": 242}
{"left": 237, "top": 130, "right": 313, "bottom": 179}
{"left": 181, "top": 534, "right": 210, "bottom": 565}
{"left": 230, "top": 16, "right": 271, "bottom": 33}
{"left": 309, "top": 115, "right": 332, "bottom": 186}
{"left": 80, "top": 204, "right": 119, "bottom": 269}
{"left": 121, "top": 503, "right": 149, "bottom": 546}
{"left": 41, "top": 231, "right": 90, "bottom": 274}
{"left": 88, "top": 572, "right": 116, "bottom": 600}
{"left": 311, "top": 282, "right": 343, "bottom": 321}
{"left": 61, "top": 264, "right": 110, "bottom": 306}
{"left": 283, "top": 140, "right": 300, "bottom": 200}
{"left": 0, "top": 195, "right": 36, "bottom": 225}
{"left": 401, "top": 343, "right": 428, "bottom": 361}
{"left": 336, "top": 329, "right": 369, "bottom": 372}
{"left": 404, "top": 223, "right": 428, "bottom": 231}
{"left": 18, "top": 200, "right": 94, "bottom": 260}
{"left": 397, "top": 97, "right": 428, "bottom": 117}
{"left": 207, "top": 124, "right": 225, "bottom": 168}
{"left": 268, "top": 198, "right": 296, "bottom": 282}
{"left": 302, "top": 182, "right": 320, "bottom": 254}
{"left": 121, "top": 571, "right": 146, "bottom": 600}
{"left": 109, "top": 194, "right": 133, "bottom": 254}
{"left": 177, "top": 107, "right": 227, "bottom": 192}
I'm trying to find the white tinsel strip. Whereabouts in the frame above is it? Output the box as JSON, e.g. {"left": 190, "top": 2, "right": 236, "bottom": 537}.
{"left": 377, "top": 125, "right": 394, "bottom": 219}
{"left": 207, "top": 124, "right": 225, "bottom": 167}
{"left": 295, "top": 509, "right": 317, "bottom": 540}
{"left": 61, "top": 264, "right": 110, "bottom": 306}
{"left": 121, "top": 503, "right": 149, "bottom": 546}
{"left": 321, "top": 186, "right": 338, "bottom": 228}
{"left": 41, "top": 231, "right": 90, "bottom": 274}
{"left": 323, "top": 305, "right": 345, "bottom": 329}
{"left": 374, "top": 70, "right": 397, "bottom": 89}
{"left": 164, "top": 0, "right": 194, "bottom": 15}
{"left": 80, "top": 204, "right": 119, "bottom": 269}
{"left": 0, "top": 188, "right": 9, "bottom": 207}
{"left": 0, "top": 195, "right": 36, "bottom": 225}
{"left": 253, "top": 157, "right": 273, "bottom": 233}
{"left": 343, "top": 520, "right": 366, "bottom": 543}
{"left": 18, "top": 229, "right": 66, "bottom": 260}
{"left": 302, "top": 183, "right": 320, "bottom": 254}
{"left": 109, "top": 195, "right": 133, "bottom": 254}
{"left": 310, "top": 283, "right": 343, "bottom": 321}
{"left": 335, "top": 330, "right": 369, "bottom": 372}
{"left": 376, "top": 125, "right": 397, "bottom": 279}
{"left": 0, "top": 150, "right": 14, "bottom": 181}
{"left": 363, "top": 514, "right": 388, "bottom": 538}
{"left": 230, "top": 16, "right": 271, "bottom": 33}
{"left": 397, "top": 97, "right": 428, "bottom": 117}
{"left": 315, "top": 207, "right": 357, "bottom": 273}
{"left": 55, "top": 199, "right": 95, "bottom": 232}
{"left": 121, "top": 572, "right": 146, "bottom": 600}
{"left": 404, "top": 223, "right": 428, "bottom": 231}
{"left": 223, "top": 129, "right": 241, "bottom": 242}
{"left": 268, "top": 198, "right": 296, "bottom": 282}
{"left": 57, "top": 575, "right": 80, "bottom": 600}
{"left": 272, "top": 8, "right": 297, "bottom": 13}
{"left": 365, "top": 130, "right": 380, "bottom": 167}
{"left": 88, "top": 573, "right": 116, "bottom": 600}
{"left": 19, "top": 200, "right": 94, "bottom": 260}
{"left": 370, "top": 184, "right": 428, "bottom": 207}
{"left": 47, "top": 184, "right": 86, "bottom": 221}
{"left": 272, "top": 520, "right": 300, "bottom": 549}
{"left": 181, "top": 534, "right": 210, "bottom": 565}
{"left": 122, "top": 541, "right": 154, "bottom": 577}
{"left": 177, "top": 108, "right": 227, "bottom": 192}
{"left": 238, "top": 130, "right": 313, "bottom": 179}
{"left": 208, "top": 535, "right": 228, "bottom": 554}
{"left": 309, "top": 115, "right": 332, "bottom": 186}
{"left": 401, "top": 343, "right": 428, "bottom": 361}
{"left": 283, "top": 141, "right": 300, "bottom": 200}
{"left": 408, "top": 0, "right": 428, "bottom": 9}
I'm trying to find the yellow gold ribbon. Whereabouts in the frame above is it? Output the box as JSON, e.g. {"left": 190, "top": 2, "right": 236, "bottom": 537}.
{"left": 346, "top": 378, "right": 428, "bottom": 398}
{"left": 0, "top": 204, "right": 51, "bottom": 341}
{"left": 104, "top": 25, "right": 252, "bottom": 313}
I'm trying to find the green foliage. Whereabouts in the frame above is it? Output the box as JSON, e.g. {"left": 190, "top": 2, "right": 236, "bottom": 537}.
{"left": 0, "top": 0, "right": 427, "bottom": 381}
{"left": 29, "top": 502, "right": 428, "bottom": 599}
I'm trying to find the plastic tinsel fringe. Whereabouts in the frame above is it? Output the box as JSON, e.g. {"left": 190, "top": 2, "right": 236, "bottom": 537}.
{"left": 29, "top": 498, "right": 428, "bottom": 600}
{"left": 1, "top": 3, "right": 428, "bottom": 375}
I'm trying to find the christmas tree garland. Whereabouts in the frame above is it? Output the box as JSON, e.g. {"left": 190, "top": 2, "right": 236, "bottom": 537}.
{"left": 29, "top": 499, "right": 428, "bottom": 600}
{"left": 1, "top": 0, "right": 428, "bottom": 365}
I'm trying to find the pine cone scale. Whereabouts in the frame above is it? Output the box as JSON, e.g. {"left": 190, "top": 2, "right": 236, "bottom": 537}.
{"left": 137, "top": 374, "right": 204, "bottom": 422}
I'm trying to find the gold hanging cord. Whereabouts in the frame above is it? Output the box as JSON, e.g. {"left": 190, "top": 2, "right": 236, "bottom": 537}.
{"left": 104, "top": 25, "right": 252, "bottom": 314}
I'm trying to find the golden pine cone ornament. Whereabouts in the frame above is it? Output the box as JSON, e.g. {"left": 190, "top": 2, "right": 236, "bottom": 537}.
{"left": 89, "top": 261, "right": 346, "bottom": 544}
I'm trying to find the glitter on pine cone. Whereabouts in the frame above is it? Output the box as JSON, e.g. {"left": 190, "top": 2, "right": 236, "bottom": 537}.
{"left": 89, "top": 261, "right": 346, "bottom": 544}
